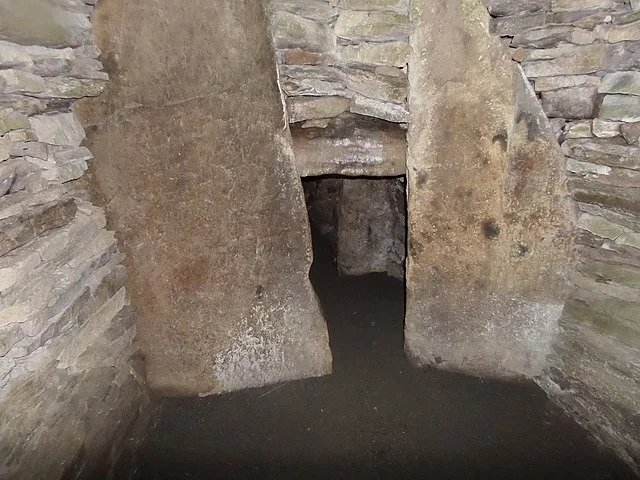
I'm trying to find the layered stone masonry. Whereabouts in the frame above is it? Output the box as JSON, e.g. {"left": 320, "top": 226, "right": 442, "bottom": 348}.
{"left": 486, "top": 0, "right": 640, "bottom": 472}
{"left": 0, "top": 0, "right": 149, "bottom": 478}
{"left": 267, "top": 0, "right": 411, "bottom": 127}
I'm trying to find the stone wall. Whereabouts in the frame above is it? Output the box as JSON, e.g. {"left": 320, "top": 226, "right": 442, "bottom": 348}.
{"left": 485, "top": 0, "right": 640, "bottom": 472}
{"left": 267, "top": 0, "right": 410, "bottom": 178}
{"left": 0, "top": 0, "right": 150, "bottom": 478}
{"left": 268, "top": 0, "right": 410, "bottom": 125}
{"left": 304, "top": 177, "right": 406, "bottom": 279}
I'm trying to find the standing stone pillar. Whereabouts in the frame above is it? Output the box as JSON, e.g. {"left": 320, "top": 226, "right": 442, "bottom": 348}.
{"left": 78, "top": 0, "right": 331, "bottom": 395}
{"left": 405, "top": 0, "right": 575, "bottom": 379}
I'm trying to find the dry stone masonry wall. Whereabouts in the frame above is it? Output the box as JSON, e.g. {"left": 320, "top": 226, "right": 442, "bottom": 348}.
{"left": 0, "top": 0, "right": 149, "bottom": 478}
{"left": 486, "top": 0, "right": 640, "bottom": 471}
{"left": 267, "top": 0, "right": 410, "bottom": 177}
{"left": 268, "top": 0, "right": 410, "bottom": 125}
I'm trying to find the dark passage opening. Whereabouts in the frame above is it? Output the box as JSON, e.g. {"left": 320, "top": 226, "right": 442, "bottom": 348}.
{"left": 118, "top": 179, "right": 636, "bottom": 480}
{"left": 302, "top": 175, "right": 407, "bottom": 374}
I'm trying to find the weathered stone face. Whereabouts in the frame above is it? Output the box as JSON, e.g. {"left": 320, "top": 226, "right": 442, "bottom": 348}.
{"left": 337, "top": 178, "right": 406, "bottom": 280}
{"left": 405, "top": 0, "right": 575, "bottom": 379}
{"left": 78, "top": 0, "right": 331, "bottom": 396}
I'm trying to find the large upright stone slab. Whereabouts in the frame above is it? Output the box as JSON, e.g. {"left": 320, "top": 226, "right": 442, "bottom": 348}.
{"left": 405, "top": 0, "right": 574, "bottom": 379}
{"left": 78, "top": 0, "right": 331, "bottom": 395}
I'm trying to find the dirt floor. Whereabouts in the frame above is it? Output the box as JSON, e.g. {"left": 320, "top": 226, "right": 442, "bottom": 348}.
{"left": 121, "top": 232, "right": 636, "bottom": 480}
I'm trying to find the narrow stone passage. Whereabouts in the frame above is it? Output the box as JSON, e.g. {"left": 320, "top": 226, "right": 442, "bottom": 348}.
{"left": 121, "top": 232, "right": 635, "bottom": 480}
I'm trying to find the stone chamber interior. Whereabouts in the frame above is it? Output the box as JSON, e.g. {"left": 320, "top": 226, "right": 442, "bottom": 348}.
{"left": 2, "top": 0, "right": 640, "bottom": 478}
{"left": 116, "top": 177, "right": 636, "bottom": 480}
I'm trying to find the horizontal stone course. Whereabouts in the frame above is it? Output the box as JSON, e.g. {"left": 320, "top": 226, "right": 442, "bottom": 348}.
{"left": 269, "top": 0, "right": 410, "bottom": 127}
{"left": 0, "top": 4, "right": 149, "bottom": 477}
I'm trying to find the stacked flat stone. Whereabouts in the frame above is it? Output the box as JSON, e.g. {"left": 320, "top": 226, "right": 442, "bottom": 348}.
{"left": 486, "top": 0, "right": 640, "bottom": 472}
{"left": 268, "top": 0, "right": 411, "bottom": 125}
{"left": 0, "top": 0, "right": 149, "bottom": 478}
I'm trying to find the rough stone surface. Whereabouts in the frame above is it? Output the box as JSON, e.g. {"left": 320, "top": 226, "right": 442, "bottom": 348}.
{"left": 337, "top": 178, "right": 406, "bottom": 280}
{"left": 406, "top": 0, "right": 574, "bottom": 380}
{"left": 0, "top": 2, "right": 152, "bottom": 478}
{"left": 621, "top": 122, "right": 640, "bottom": 144}
{"left": 541, "top": 86, "right": 598, "bottom": 119}
{"left": 338, "top": 0, "right": 410, "bottom": 14}
{"left": 599, "top": 94, "right": 640, "bottom": 122}
{"left": 339, "top": 41, "right": 411, "bottom": 68}
{"left": 291, "top": 115, "right": 406, "bottom": 177}
{"left": 268, "top": 0, "right": 411, "bottom": 130}
{"left": 349, "top": 94, "right": 409, "bottom": 123}
{"left": 272, "top": 11, "right": 333, "bottom": 53}
{"left": 287, "top": 96, "right": 350, "bottom": 123}
{"left": 335, "top": 11, "right": 411, "bottom": 42}
{"left": 482, "top": 0, "right": 551, "bottom": 16}
{"left": 78, "top": 0, "right": 332, "bottom": 395}
{"left": 488, "top": 0, "right": 640, "bottom": 472}
{"left": 303, "top": 177, "right": 406, "bottom": 280}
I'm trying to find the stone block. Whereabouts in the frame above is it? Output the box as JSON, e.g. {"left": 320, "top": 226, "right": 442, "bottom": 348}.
{"left": 568, "top": 178, "right": 640, "bottom": 213}
{"left": 551, "top": 0, "right": 616, "bottom": 11}
{"left": 492, "top": 10, "right": 622, "bottom": 36}
{"left": 541, "top": 86, "right": 597, "bottom": 119}
{"left": 78, "top": 0, "right": 332, "bottom": 395}
{"left": 338, "top": 0, "right": 409, "bottom": 13}
{"left": 579, "top": 261, "right": 640, "bottom": 291}
{"left": 349, "top": 94, "right": 409, "bottom": 122}
{"left": 567, "top": 158, "right": 640, "bottom": 189}
{"left": 23, "top": 45, "right": 75, "bottom": 76}
{"left": 0, "top": 70, "right": 45, "bottom": 94}
{"left": 0, "top": 197, "right": 77, "bottom": 256}
{"left": 281, "top": 49, "right": 334, "bottom": 66}
{"left": 286, "top": 96, "right": 350, "bottom": 123}
{"left": 534, "top": 75, "right": 600, "bottom": 92}
{"left": 28, "top": 113, "right": 85, "bottom": 146}
{"left": 0, "top": 41, "right": 33, "bottom": 70}
{"left": 595, "top": 20, "right": 640, "bottom": 44}
{"left": 599, "top": 71, "right": 640, "bottom": 96}
{"left": 0, "top": 0, "right": 92, "bottom": 48}
{"left": 291, "top": 115, "right": 406, "bottom": 176}
{"left": 0, "top": 135, "right": 9, "bottom": 161}
{"left": 35, "top": 77, "right": 105, "bottom": 99}
{"left": 339, "top": 41, "right": 411, "bottom": 67}
{"left": 562, "top": 139, "right": 640, "bottom": 170}
{"left": 406, "top": 0, "right": 574, "bottom": 380}
{"left": 279, "top": 65, "right": 349, "bottom": 97}
{"left": 482, "top": 0, "right": 550, "bottom": 16}
{"left": 522, "top": 42, "right": 640, "bottom": 77}
{"left": 343, "top": 68, "right": 407, "bottom": 103}
{"left": 272, "top": 11, "right": 333, "bottom": 53}
{"left": 511, "top": 26, "right": 594, "bottom": 49}
{"left": 599, "top": 94, "right": 640, "bottom": 122}
{"left": 564, "top": 121, "right": 593, "bottom": 139}
{"left": 335, "top": 11, "right": 411, "bottom": 42}
{"left": 268, "top": 0, "right": 337, "bottom": 23}
{"left": 0, "top": 159, "right": 16, "bottom": 196}
{"left": 337, "top": 178, "right": 405, "bottom": 279}
{"left": 592, "top": 119, "right": 621, "bottom": 138}
{"left": 621, "top": 122, "right": 640, "bottom": 144}
{"left": 577, "top": 212, "right": 640, "bottom": 250}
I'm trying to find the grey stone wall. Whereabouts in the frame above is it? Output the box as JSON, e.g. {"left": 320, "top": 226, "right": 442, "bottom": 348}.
{"left": 0, "top": 0, "right": 150, "bottom": 478}
{"left": 267, "top": 0, "right": 410, "bottom": 178}
{"left": 485, "top": 0, "right": 640, "bottom": 473}
{"left": 267, "top": 0, "right": 411, "bottom": 125}
{"left": 304, "top": 177, "right": 406, "bottom": 279}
